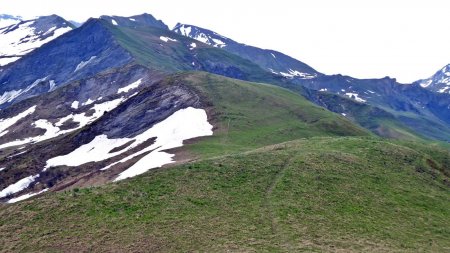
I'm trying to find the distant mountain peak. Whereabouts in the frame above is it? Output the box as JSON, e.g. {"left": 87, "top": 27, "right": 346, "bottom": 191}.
{"left": 100, "top": 13, "right": 168, "bottom": 30}
{"left": 418, "top": 64, "right": 450, "bottom": 94}
{"left": 173, "top": 23, "right": 229, "bottom": 48}
{"left": 0, "top": 15, "right": 74, "bottom": 66}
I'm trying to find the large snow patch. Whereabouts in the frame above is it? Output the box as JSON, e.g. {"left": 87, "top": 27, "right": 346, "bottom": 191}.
{"left": 45, "top": 107, "right": 213, "bottom": 180}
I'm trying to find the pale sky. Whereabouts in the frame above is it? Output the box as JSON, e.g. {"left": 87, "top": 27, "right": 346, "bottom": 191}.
{"left": 1, "top": 0, "right": 449, "bottom": 83}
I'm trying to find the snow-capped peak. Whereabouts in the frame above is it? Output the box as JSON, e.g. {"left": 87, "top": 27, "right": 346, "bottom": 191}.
{"left": 418, "top": 64, "right": 450, "bottom": 94}
{"left": 173, "top": 23, "right": 228, "bottom": 48}
{"left": 0, "top": 15, "right": 73, "bottom": 66}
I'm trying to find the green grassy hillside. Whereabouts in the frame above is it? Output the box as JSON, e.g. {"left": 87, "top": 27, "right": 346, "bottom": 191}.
{"left": 1, "top": 137, "right": 448, "bottom": 252}
{"left": 175, "top": 72, "right": 370, "bottom": 156}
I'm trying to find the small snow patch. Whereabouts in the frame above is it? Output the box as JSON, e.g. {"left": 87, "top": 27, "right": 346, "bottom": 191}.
{"left": 193, "top": 33, "right": 209, "bottom": 44}
{"left": 0, "top": 77, "right": 47, "bottom": 105}
{"left": 345, "top": 93, "right": 366, "bottom": 103}
{"left": 112, "top": 19, "right": 118, "bottom": 26}
{"left": 438, "top": 86, "right": 450, "bottom": 93}
{"left": 319, "top": 88, "right": 327, "bottom": 92}
{"left": 279, "top": 69, "right": 316, "bottom": 79}
{"left": 71, "top": 101, "right": 79, "bottom": 109}
{"left": 268, "top": 68, "right": 278, "bottom": 75}
{"left": 82, "top": 98, "right": 94, "bottom": 106}
{"left": 7, "top": 188, "right": 48, "bottom": 203}
{"left": 160, "top": 36, "right": 177, "bottom": 42}
{"left": 420, "top": 79, "right": 433, "bottom": 88}
{"left": 0, "top": 174, "right": 39, "bottom": 198}
{"left": 118, "top": 79, "right": 142, "bottom": 94}
{"left": 48, "top": 80, "right": 56, "bottom": 91}
{"left": 177, "top": 25, "right": 192, "bottom": 36}
{"left": 74, "top": 56, "right": 96, "bottom": 72}
{"left": 7, "top": 150, "right": 27, "bottom": 158}
{"left": 43, "top": 26, "right": 57, "bottom": 36}
{"left": 211, "top": 38, "right": 226, "bottom": 48}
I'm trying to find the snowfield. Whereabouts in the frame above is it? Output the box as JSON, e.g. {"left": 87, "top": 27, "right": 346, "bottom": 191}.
{"left": 45, "top": 107, "right": 213, "bottom": 181}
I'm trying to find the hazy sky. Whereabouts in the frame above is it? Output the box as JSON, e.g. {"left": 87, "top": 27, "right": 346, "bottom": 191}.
{"left": 1, "top": 0, "right": 449, "bottom": 83}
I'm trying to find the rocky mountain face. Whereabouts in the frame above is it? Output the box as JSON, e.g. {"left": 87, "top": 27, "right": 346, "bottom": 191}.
{"left": 0, "top": 15, "right": 74, "bottom": 66}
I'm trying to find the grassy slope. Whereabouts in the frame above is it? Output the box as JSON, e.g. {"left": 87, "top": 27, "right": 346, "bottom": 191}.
{"left": 176, "top": 72, "right": 369, "bottom": 157}
{"left": 0, "top": 73, "right": 448, "bottom": 252}
{"left": 0, "top": 137, "right": 448, "bottom": 252}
